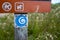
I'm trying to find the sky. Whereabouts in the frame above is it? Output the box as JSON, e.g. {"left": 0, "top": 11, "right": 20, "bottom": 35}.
{"left": 51, "top": 0, "right": 60, "bottom": 4}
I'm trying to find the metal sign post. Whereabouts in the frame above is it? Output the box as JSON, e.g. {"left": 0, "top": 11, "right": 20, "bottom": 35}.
{"left": 14, "top": 13, "right": 28, "bottom": 40}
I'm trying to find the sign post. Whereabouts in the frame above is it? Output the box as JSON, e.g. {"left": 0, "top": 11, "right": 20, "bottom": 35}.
{"left": 0, "top": 0, "right": 51, "bottom": 40}
{"left": 14, "top": 13, "right": 28, "bottom": 40}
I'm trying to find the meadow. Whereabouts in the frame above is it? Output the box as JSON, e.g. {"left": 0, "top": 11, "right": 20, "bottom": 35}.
{"left": 0, "top": 3, "right": 60, "bottom": 40}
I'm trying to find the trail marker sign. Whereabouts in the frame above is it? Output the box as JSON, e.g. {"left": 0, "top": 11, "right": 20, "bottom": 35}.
{"left": 14, "top": 14, "right": 28, "bottom": 40}
{"left": 14, "top": 14, "right": 28, "bottom": 28}
{"left": 0, "top": 0, "right": 51, "bottom": 13}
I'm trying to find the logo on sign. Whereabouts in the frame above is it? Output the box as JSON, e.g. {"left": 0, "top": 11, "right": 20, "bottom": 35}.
{"left": 19, "top": 17, "right": 26, "bottom": 24}
{"left": 2, "top": 2, "right": 12, "bottom": 11}
{"left": 15, "top": 2, "right": 24, "bottom": 12}
{"left": 14, "top": 14, "right": 28, "bottom": 28}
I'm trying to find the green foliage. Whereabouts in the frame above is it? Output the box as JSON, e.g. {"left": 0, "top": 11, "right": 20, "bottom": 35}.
{"left": 28, "top": 3, "right": 60, "bottom": 40}
{"left": 0, "top": 14, "right": 14, "bottom": 40}
{"left": 0, "top": 3, "right": 60, "bottom": 40}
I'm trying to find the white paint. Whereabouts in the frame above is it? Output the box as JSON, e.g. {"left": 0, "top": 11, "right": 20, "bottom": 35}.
{"left": 35, "top": 5, "right": 39, "bottom": 13}
{"left": 19, "top": 17, "right": 25, "bottom": 24}
{"left": 2, "top": 2, "right": 12, "bottom": 11}
{"left": 15, "top": 2, "right": 24, "bottom": 12}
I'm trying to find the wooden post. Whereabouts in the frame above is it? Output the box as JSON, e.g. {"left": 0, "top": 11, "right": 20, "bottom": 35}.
{"left": 14, "top": 13, "right": 28, "bottom": 40}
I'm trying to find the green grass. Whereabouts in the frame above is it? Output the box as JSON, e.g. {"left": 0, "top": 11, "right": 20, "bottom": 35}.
{"left": 0, "top": 14, "right": 14, "bottom": 40}
{"left": 0, "top": 4, "right": 60, "bottom": 40}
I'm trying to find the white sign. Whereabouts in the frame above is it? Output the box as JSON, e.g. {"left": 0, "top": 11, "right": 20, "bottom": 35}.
{"left": 2, "top": 2, "right": 12, "bottom": 11}
{"left": 15, "top": 2, "right": 24, "bottom": 12}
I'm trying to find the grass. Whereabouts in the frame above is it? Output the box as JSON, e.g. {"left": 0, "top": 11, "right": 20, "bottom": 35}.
{"left": 0, "top": 4, "right": 60, "bottom": 40}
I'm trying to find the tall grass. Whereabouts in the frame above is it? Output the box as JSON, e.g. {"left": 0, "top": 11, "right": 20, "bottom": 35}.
{"left": 0, "top": 14, "right": 14, "bottom": 40}
{"left": 0, "top": 4, "right": 60, "bottom": 40}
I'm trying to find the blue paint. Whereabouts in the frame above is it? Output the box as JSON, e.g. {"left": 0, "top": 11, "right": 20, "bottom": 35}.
{"left": 15, "top": 14, "right": 28, "bottom": 28}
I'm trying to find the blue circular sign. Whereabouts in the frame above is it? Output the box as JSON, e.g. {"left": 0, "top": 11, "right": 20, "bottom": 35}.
{"left": 15, "top": 14, "right": 27, "bottom": 28}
